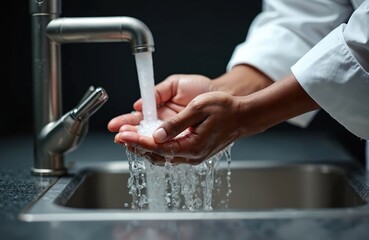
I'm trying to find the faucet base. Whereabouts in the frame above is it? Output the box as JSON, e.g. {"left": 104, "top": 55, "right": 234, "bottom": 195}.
{"left": 31, "top": 167, "right": 67, "bottom": 177}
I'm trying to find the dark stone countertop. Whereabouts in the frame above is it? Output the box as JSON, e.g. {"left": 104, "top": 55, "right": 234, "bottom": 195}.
{"left": 1, "top": 130, "right": 369, "bottom": 240}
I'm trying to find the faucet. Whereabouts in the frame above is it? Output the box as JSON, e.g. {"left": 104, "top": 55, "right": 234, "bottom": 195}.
{"left": 29, "top": 0, "right": 155, "bottom": 176}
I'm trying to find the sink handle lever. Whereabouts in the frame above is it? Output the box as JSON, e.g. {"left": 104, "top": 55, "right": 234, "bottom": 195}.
{"left": 71, "top": 86, "right": 109, "bottom": 121}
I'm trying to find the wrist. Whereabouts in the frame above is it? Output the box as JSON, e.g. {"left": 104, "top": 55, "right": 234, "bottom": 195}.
{"left": 237, "top": 74, "right": 320, "bottom": 137}
{"left": 212, "top": 64, "right": 274, "bottom": 96}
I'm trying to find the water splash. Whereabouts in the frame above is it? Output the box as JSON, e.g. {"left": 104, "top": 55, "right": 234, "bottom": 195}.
{"left": 126, "top": 143, "right": 233, "bottom": 211}
{"left": 125, "top": 51, "right": 233, "bottom": 211}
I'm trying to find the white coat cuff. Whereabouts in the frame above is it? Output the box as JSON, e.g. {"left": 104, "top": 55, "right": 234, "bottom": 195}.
{"left": 291, "top": 25, "right": 369, "bottom": 139}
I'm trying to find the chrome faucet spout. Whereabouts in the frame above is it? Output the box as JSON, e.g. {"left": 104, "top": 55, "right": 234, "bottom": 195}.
{"left": 29, "top": 0, "right": 155, "bottom": 176}
{"left": 46, "top": 17, "right": 155, "bottom": 53}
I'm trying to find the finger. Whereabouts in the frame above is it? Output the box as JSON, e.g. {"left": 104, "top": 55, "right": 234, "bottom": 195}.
{"left": 115, "top": 131, "right": 160, "bottom": 152}
{"left": 136, "top": 75, "right": 178, "bottom": 112}
{"left": 154, "top": 75, "right": 180, "bottom": 104}
{"left": 116, "top": 128, "right": 196, "bottom": 160}
{"left": 121, "top": 131, "right": 207, "bottom": 165}
{"left": 107, "top": 112, "right": 143, "bottom": 132}
{"left": 134, "top": 75, "right": 180, "bottom": 111}
{"left": 133, "top": 99, "right": 143, "bottom": 111}
{"left": 163, "top": 102, "right": 185, "bottom": 113}
{"left": 119, "top": 124, "right": 137, "bottom": 133}
{"left": 152, "top": 102, "right": 207, "bottom": 143}
{"left": 142, "top": 151, "right": 202, "bottom": 166}
{"left": 156, "top": 102, "right": 184, "bottom": 121}
{"left": 156, "top": 106, "right": 177, "bottom": 120}
{"left": 155, "top": 133, "right": 207, "bottom": 162}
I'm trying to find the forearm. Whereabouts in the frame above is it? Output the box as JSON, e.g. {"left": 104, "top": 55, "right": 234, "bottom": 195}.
{"left": 237, "top": 73, "right": 320, "bottom": 136}
{"left": 211, "top": 64, "right": 274, "bottom": 96}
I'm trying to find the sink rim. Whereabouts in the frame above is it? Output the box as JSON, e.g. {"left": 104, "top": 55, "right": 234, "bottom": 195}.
{"left": 18, "top": 160, "right": 369, "bottom": 222}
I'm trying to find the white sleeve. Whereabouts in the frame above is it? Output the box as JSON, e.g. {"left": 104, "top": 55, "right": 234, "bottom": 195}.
{"left": 227, "top": 0, "right": 353, "bottom": 127}
{"left": 227, "top": 0, "right": 353, "bottom": 80}
{"left": 291, "top": 0, "right": 369, "bottom": 139}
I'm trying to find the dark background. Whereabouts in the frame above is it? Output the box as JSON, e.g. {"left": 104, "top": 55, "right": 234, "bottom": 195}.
{"left": 3, "top": 0, "right": 366, "bottom": 163}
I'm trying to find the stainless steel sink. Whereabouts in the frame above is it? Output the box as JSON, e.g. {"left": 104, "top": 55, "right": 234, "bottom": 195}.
{"left": 19, "top": 160, "right": 369, "bottom": 222}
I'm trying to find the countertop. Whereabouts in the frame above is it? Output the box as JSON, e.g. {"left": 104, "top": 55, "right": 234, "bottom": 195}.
{"left": 1, "top": 129, "right": 369, "bottom": 240}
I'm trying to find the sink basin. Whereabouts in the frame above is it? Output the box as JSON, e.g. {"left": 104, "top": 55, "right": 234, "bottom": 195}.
{"left": 63, "top": 162, "right": 362, "bottom": 210}
{"left": 19, "top": 160, "right": 369, "bottom": 222}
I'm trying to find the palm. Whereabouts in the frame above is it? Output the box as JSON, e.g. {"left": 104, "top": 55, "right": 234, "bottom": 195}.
{"left": 137, "top": 74, "right": 213, "bottom": 121}
{"left": 107, "top": 74, "right": 213, "bottom": 132}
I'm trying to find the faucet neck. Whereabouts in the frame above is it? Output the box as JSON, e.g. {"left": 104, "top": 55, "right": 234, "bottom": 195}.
{"left": 30, "top": 0, "right": 64, "bottom": 176}
{"left": 29, "top": 0, "right": 61, "bottom": 15}
{"left": 29, "top": 0, "right": 155, "bottom": 176}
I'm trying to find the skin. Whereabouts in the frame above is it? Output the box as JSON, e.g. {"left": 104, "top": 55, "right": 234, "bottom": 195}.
{"left": 107, "top": 65, "right": 319, "bottom": 165}
{"left": 107, "top": 64, "right": 273, "bottom": 132}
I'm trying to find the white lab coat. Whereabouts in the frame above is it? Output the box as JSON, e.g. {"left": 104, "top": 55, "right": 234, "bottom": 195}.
{"left": 227, "top": 0, "right": 369, "bottom": 164}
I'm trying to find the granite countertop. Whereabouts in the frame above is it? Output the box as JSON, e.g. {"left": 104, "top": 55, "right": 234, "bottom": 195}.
{"left": 1, "top": 130, "right": 369, "bottom": 240}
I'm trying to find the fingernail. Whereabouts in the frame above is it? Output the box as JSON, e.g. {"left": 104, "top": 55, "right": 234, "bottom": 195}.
{"left": 153, "top": 128, "right": 167, "bottom": 143}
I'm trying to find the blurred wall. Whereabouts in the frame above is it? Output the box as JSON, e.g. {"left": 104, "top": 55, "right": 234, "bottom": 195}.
{"left": 3, "top": 0, "right": 365, "bottom": 162}
{"left": 5, "top": 0, "right": 259, "bottom": 133}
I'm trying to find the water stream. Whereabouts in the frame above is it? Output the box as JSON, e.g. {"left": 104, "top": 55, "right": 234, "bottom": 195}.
{"left": 125, "top": 52, "right": 233, "bottom": 211}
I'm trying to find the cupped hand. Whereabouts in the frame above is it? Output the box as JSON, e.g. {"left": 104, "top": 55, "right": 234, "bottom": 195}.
{"left": 114, "top": 91, "right": 244, "bottom": 165}
{"left": 107, "top": 74, "right": 214, "bottom": 133}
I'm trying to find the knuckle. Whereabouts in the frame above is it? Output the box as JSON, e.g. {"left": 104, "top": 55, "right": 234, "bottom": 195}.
{"left": 166, "top": 117, "right": 182, "bottom": 136}
{"left": 189, "top": 96, "right": 207, "bottom": 111}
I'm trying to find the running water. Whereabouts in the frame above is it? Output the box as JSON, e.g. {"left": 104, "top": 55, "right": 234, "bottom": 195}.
{"left": 125, "top": 52, "right": 233, "bottom": 211}
{"left": 134, "top": 52, "right": 158, "bottom": 122}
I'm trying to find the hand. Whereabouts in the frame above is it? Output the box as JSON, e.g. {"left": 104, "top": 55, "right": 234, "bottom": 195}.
{"left": 108, "top": 65, "right": 273, "bottom": 132}
{"left": 107, "top": 74, "right": 214, "bottom": 132}
{"left": 113, "top": 74, "right": 319, "bottom": 166}
{"left": 115, "top": 91, "right": 244, "bottom": 165}
{"left": 108, "top": 65, "right": 275, "bottom": 165}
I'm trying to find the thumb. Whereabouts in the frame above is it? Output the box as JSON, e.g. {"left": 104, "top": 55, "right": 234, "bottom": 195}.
{"left": 133, "top": 98, "right": 143, "bottom": 111}
{"left": 152, "top": 106, "right": 206, "bottom": 143}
